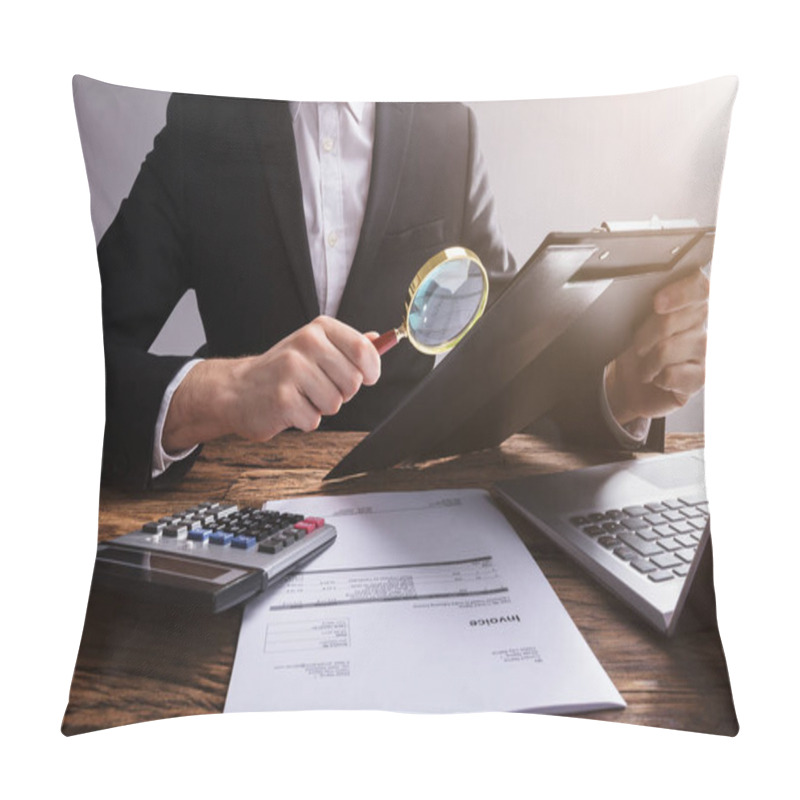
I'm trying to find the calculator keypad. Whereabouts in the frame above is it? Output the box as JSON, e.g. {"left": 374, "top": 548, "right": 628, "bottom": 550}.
{"left": 129, "top": 502, "right": 329, "bottom": 569}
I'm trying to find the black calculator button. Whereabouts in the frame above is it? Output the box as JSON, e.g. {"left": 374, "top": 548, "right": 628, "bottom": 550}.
{"left": 142, "top": 521, "right": 165, "bottom": 533}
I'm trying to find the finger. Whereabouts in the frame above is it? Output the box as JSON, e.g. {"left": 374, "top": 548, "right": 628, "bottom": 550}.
{"left": 633, "top": 303, "right": 708, "bottom": 357}
{"left": 285, "top": 391, "right": 323, "bottom": 433}
{"left": 316, "top": 347, "right": 367, "bottom": 403}
{"left": 287, "top": 320, "right": 373, "bottom": 406}
{"left": 265, "top": 376, "right": 323, "bottom": 435}
{"left": 315, "top": 317, "right": 382, "bottom": 386}
{"left": 295, "top": 360, "right": 349, "bottom": 417}
{"left": 653, "top": 269, "right": 709, "bottom": 314}
{"left": 639, "top": 327, "right": 707, "bottom": 383}
{"left": 303, "top": 325, "right": 373, "bottom": 402}
{"left": 651, "top": 361, "right": 706, "bottom": 399}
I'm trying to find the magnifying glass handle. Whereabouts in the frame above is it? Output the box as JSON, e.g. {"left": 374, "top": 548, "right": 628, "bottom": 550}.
{"left": 372, "top": 329, "right": 400, "bottom": 356}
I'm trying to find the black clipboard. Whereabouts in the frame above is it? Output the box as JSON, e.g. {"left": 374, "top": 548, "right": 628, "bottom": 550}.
{"left": 326, "top": 225, "right": 715, "bottom": 480}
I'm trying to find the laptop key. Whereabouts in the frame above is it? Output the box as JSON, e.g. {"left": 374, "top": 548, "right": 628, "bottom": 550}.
{"left": 657, "top": 537, "right": 682, "bottom": 552}
{"left": 676, "top": 548, "right": 697, "bottom": 563}
{"left": 669, "top": 520, "right": 695, "bottom": 535}
{"left": 597, "top": 535, "right": 619, "bottom": 549}
{"left": 652, "top": 552, "right": 683, "bottom": 570}
{"left": 622, "top": 518, "right": 649, "bottom": 531}
{"left": 623, "top": 505, "right": 648, "bottom": 517}
{"left": 602, "top": 521, "right": 625, "bottom": 533}
{"left": 680, "top": 507, "right": 704, "bottom": 519}
{"left": 648, "top": 570, "right": 675, "bottom": 582}
{"left": 614, "top": 546, "right": 637, "bottom": 561}
{"left": 618, "top": 532, "right": 663, "bottom": 556}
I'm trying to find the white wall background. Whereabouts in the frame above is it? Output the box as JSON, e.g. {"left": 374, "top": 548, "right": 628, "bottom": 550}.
{"left": 75, "top": 76, "right": 736, "bottom": 431}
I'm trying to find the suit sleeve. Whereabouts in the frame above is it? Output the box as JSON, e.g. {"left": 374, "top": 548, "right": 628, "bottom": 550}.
{"left": 97, "top": 95, "right": 200, "bottom": 489}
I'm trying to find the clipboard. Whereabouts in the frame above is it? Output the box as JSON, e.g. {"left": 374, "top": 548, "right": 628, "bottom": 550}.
{"left": 326, "top": 224, "right": 715, "bottom": 480}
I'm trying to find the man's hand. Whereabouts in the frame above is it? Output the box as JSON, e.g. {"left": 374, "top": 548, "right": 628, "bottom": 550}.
{"left": 605, "top": 268, "right": 709, "bottom": 427}
{"left": 163, "top": 316, "right": 381, "bottom": 453}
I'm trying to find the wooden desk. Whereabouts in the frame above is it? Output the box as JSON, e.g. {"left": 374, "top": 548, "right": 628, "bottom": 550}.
{"left": 62, "top": 431, "right": 737, "bottom": 736}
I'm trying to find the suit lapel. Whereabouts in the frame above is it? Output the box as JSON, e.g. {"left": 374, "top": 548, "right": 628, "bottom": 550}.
{"left": 337, "top": 103, "right": 414, "bottom": 323}
{"left": 246, "top": 100, "right": 319, "bottom": 321}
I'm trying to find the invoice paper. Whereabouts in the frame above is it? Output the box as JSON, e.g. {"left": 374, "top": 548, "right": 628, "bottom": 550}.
{"left": 224, "top": 489, "right": 624, "bottom": 714}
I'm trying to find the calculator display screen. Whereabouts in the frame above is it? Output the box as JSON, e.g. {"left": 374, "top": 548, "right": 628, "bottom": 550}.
{"left": 97, "top": 545, "right": 247, "bottom": 583}
{"left": 148, "top": 553, "right": 233, "bottom": 580}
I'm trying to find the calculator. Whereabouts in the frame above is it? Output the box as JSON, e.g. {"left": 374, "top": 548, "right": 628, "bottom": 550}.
{"left": 92, "top": 501, "right": 337, "bottom": 612}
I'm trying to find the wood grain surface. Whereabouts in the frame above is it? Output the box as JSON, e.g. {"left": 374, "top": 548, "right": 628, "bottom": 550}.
{"left": 62, "top": 431, "right": 738, "bottom": 736}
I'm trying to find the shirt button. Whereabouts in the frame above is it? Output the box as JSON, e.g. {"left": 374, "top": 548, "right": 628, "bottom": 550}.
{"left": 322, "top": 137, "right": 334, "bottom": 152}
{"left": 327, "top": 231, "right": 338, "bottom": 247}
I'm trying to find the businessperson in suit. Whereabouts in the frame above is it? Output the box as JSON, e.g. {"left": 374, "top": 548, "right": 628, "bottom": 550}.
{"left": 98, "top": 96, "right": 709, "bottom": 489}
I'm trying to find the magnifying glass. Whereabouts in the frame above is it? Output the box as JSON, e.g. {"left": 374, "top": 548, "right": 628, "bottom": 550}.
{"left": 372, "top": 246, "right": 489, "bottom": 356}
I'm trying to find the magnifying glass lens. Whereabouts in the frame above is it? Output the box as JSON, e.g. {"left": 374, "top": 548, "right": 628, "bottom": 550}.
{"left": 372, "top": 247, "right": 489, "bottom": 356}
{"left": 407, "top": 257, "right": 486, "bottom": 348}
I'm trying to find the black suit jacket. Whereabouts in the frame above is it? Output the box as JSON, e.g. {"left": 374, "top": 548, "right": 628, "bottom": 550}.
{"left": 98, "top": 97, "right": 514, "bottom": 488}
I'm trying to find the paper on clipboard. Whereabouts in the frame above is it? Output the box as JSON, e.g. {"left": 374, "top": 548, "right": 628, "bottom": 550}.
{"left": 224, "top": 489, "right": 624, "bottom": 715}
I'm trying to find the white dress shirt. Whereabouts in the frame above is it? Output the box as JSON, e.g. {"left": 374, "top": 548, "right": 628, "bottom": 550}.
{"left": 290, "top": 101, "right": 375, "bottom": 317}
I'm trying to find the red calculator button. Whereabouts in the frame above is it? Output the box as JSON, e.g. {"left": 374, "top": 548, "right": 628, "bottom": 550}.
{"left": 293, "top": 520, "right": 316, "bottom": 534}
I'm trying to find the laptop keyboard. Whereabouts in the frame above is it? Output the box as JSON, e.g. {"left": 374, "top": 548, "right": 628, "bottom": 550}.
{"left": 569, "top": 495, "right": 708, "bottom": 584}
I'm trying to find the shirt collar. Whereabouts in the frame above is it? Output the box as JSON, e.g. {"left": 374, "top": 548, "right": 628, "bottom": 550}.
{"left": 288, "top": 101, "right": 368, "bottom": 124}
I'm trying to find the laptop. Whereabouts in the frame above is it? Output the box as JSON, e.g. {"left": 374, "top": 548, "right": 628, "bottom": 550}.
{"left": 492, "top": 449, "right": 718, "bottom": 636}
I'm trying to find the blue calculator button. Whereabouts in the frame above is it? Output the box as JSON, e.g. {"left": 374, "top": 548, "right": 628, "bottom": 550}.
{"left": 231, "top": 535, "right": 257, "bottom": 549}
{"left": 209, "top": 531, "right": 234, "bottom": 546}
{"left": 188, "top": 528, "right": 211, "bottom": 542}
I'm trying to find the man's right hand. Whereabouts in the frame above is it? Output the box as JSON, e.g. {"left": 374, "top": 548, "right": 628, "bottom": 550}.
{"left": 162, "top": 316, "right": 381, "bottom": 454}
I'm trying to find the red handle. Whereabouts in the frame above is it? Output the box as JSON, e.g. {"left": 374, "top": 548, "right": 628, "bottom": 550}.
{"left": 372, "top": 329, "right": 399, "bottom": 356}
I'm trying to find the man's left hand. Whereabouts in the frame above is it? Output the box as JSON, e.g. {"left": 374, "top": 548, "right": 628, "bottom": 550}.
{"left": 605, "top": 268, "right": 709, "bottom": 426}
